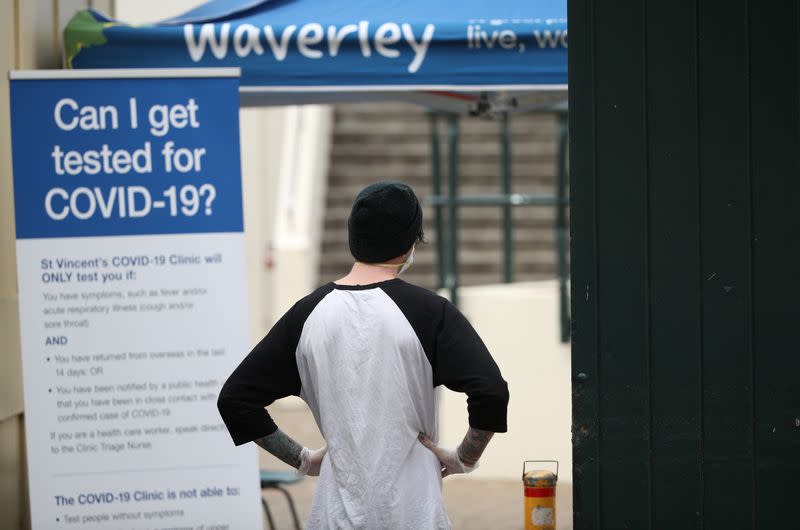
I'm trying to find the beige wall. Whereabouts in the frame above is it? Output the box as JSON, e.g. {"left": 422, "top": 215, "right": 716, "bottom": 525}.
{"left": 270, "top": 105, "right": 333, "bottom": 319}
{"left": 114, "top": 0, "right": 200, "bottom": 23}
{"left": 238, "top": 107, "right": 287, "bottom": 335}
{"left": 438, "top": 281, "right": 573, "bottom": 529}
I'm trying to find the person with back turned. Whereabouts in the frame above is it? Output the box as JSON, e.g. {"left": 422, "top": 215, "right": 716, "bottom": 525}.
{"left": 217, "top": 181, "right": 509, "bottom": 529}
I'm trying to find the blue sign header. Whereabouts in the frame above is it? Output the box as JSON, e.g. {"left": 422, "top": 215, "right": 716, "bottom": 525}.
{"left": 10, "top": 73, "right": 244, "bottom": 239}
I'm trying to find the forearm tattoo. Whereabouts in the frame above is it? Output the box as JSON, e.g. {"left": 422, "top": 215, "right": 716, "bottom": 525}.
{"left": 456, "top": 428, "right": 494, "bottom": 467}
{"left": 255, "top": 428, "right": 303, "bottom": 469}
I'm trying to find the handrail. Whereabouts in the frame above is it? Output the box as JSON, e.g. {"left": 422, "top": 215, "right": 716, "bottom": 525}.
{"left": 500, "top": 112, "right": 514, "bottom": 283}
{"left": 426, "top": 194, "right": 565, "bottom": 207}
{"left": 426, "top": 108, "right": 571, "bottom": 343}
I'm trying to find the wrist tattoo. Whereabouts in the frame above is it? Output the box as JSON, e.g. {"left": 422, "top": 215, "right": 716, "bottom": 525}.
{"left": 456, "top": 428, "right": 494, "bottom": 467}
{"left": 255, "top": 428, "right": 303, "bottom": 469}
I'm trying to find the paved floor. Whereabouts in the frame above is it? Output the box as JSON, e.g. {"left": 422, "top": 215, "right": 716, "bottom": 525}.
{"left": 257, "top": 401, "right": 571, "bottom": 529}
{"left": 260, "top": 473, "right": 526, "bottom": 530}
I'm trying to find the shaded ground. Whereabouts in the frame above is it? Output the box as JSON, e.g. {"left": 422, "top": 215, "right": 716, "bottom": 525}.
{"left": 258, "top": 401, "right": 570, "bottom": 529}
{"left": 260, "top": 473, "right": 525, "bottom": 530}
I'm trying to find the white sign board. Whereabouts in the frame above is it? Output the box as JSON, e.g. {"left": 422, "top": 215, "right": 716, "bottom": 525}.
{"left": 9, "top": 69, "right": 261, "bottom": 529}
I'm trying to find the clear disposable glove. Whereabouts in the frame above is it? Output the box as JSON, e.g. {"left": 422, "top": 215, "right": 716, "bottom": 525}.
{"left": 418, "top": 433, "right": 479, "bottom": 478}
{"left": 298, "top": 446, "right": 327, "bottom": 476}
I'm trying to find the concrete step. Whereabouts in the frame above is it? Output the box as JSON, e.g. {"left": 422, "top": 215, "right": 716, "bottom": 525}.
{"left": 331, "top": 139, "right": 557, "bottom": 157}
{"left": 321, "top": 228, "right": 559, "bottom": 247}
{"left": 318, "top": 269, "right": 558, "bottom": 291}
{"left": 332, "top": 121, "right": 559, "bottom": 139}
{"left": 323, "top": 205, "right": 561, "bottom": 224}
{"left": 329, "top": 162, "right": 560, "bottom": 182}
{"left": 323, "top": 183, "right": 564, "bottom": 201}
{"left": 331, "top": 110, "right": 557, "bottom": 126}
{"left": 317, "top": 248, "right": 561, "bottom": 270}
{"left": 319, "top": 262, "right": 563, "bottom": 277}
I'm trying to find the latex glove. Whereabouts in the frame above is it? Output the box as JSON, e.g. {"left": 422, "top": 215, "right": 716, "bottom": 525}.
{"left": 418, "top": 434, "right": 479, "bottom": 478}
{"left": 298, "top": 446, "right": 327, "bottom": 476}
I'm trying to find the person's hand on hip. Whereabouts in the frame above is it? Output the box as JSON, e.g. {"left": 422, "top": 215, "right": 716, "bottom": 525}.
{"left": 418, "top": 433, "right": 478, "bottom": 478}
{"left": 298, "top": 446, "right": 327, "bottom": 476}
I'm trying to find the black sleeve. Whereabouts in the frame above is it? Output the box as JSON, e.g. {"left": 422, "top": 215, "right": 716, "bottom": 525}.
{"left": 217, "top": 285, "right": 332, "bottom": 446}
{"left": 380, "top": 281, "right": 509, "bottom": 433}
{"left": 434, "top": 300, "right": 509, "bottom": 433}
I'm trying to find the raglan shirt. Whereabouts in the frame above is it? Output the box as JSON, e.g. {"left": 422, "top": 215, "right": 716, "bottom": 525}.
{"left": 218, "top": 278, "right": 509, "bottom": 530}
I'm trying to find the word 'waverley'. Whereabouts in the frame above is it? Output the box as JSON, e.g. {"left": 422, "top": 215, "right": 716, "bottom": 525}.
{"left": 184, "top": 21, "right": 436, "bottom": 74}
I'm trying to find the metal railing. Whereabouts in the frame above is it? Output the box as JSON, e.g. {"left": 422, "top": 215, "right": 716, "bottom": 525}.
{"left": 426, "top": 105, "right": 570, "bottom": 342}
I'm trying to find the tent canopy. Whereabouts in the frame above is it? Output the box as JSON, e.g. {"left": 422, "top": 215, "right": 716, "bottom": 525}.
{"left": 65, "top": 0, "right": 567, "bottom": 109}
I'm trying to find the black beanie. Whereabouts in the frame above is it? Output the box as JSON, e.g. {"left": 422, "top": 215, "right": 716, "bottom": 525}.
{"left": 348, "top": 181, "right": 423, "bottom": 263}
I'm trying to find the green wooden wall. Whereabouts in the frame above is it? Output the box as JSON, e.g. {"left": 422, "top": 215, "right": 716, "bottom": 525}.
{"left": 568, "top": 0, "right": 800, "bottom": 528}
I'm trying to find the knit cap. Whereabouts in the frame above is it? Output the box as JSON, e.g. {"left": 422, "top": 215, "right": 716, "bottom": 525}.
{"left": 348, "top": 181, "right": 423, "bottom": 263}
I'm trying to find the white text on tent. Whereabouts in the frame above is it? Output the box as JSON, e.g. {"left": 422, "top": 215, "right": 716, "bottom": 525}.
{"left": 184, "top": 22, "right": 436, "bottom": 74}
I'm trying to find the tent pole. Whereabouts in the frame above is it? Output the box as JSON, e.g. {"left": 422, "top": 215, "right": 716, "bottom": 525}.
{"left": 446, "top": 115, "right": 460, "bottom": 306}
{"left": 429, "top": 113, "right": 446, "bottom": 290}
{"left": 500, "top": 112, "right": 514, "bottom": 283}
{"left": 556, "top": 113, "right": 570, "bottom": 343}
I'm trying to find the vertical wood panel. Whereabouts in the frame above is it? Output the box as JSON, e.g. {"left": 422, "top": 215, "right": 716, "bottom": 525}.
{"left": 15, "top": 0, "right": 60, "bottom": 68}
{"left": 645, "top": 0, "right": 703, "bottom": 527}
{"left": 0, "top": 5, "right": 23, "bottom": 518}
{"left": 748, "top": 1, "right": 800, "bottom": 527}
{"left": 0, "top": 0, "right": 25, "bottom": 510}
{"left": 568, "top": 0, "right": 600, "bottom": 524}
{"left": 89, "top": 0, "right": 114, "bottom": 17}
{"left": 593, "top": 0, "right": 650, "bottom": 527}
{"left": 0, "top": 416, "right": 24, "bottom": 530}
{"left": 58, "top": 0, "right": 90, "bottom": 62}
{"left": 697, "top": 0, "right": 754, "bottom": 528}
{"left": 0, "top": 0, "right": 24, "bottom": 423}
{"left": 572, "top": 0, "right": 800, "bottom": 527}
{"left": 0, "top": 0, "right": 18, "bottom": 302}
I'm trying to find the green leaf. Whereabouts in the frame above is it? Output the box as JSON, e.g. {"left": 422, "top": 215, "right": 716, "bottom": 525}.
{"left": 63, "top": 11, "right": 108, "bottom": 69}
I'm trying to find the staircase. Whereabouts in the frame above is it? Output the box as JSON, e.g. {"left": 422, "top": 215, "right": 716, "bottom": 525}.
{"left": 320, "top": 99, "right": 568, "bottom": 291}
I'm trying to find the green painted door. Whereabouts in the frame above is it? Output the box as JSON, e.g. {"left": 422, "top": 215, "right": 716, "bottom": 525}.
{"left": 568, "top": 0, "right": 800, "bottom": 528}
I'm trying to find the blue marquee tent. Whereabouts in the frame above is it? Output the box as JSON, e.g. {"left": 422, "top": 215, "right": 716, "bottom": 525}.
{"left": 65, "top": 0, "right": 567, "bottom": 109}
